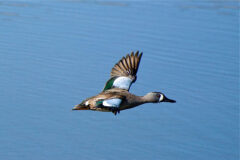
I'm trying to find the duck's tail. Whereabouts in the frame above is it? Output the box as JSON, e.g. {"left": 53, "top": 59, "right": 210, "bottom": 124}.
{"left": 72, "top": 103, "right": 90, "bottom": 110}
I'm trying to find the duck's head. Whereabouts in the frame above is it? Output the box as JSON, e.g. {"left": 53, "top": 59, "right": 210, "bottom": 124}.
{"left": 145, "top": 92, "right": 176, "bottom": 103}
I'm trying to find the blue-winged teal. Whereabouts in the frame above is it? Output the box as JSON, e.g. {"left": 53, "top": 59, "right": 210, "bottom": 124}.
{"left": 73, "top": 51, "right": 176, "bottom": 115}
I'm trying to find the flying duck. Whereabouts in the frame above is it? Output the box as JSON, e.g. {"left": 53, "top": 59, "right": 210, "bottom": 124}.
{"left": 73, "top": 51, "right": 176, "bottom": 115}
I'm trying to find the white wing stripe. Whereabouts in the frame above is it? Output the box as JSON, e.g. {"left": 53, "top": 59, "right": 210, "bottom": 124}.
{"left": 113, "top": 77, "right": 132, "bottom": 90}
{"left": 103, "top": 98, "right": 122, "bottom": 107}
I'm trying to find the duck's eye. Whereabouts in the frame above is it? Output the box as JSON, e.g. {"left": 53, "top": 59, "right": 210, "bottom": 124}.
{"left": 156, "top": 94, "right": 160, "bottom": 98}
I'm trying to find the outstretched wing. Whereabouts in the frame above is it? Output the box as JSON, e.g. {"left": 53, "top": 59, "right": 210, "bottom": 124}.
{"left": 103, "top": 51, "right": 143, "bottom": 91}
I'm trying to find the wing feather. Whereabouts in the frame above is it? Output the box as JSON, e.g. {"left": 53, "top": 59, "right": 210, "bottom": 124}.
{"left": 110, "top": 51, "right": 142, "bottom": 79}
{"left": 114, "top": 64, "right": 125, "bottom": 74}
{"left": 134, "top": 51, "right": 142, "bottom": 75}
{"left": 102, "top": 98, "right": 122, "bottom": 107}
{"left": 103, "top": 51, "right": 143, "bottom": 91}
{"left": 119, "top": 59, "right": 127, "bottom": 70}
{"left": 126, "top": 54, "right": 132, "bottom": 74}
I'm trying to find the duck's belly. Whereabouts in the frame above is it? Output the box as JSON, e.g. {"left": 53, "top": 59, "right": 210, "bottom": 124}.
{"left": 119, "top": 102, "right": 140, "bottom": 111}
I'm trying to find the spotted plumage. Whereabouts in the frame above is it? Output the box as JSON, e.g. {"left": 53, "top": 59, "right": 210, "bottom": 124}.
{"left": 73, "top": 51, "right": 176, "bottom": 115}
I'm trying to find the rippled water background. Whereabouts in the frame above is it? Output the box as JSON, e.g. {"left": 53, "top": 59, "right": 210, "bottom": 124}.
{"left": 0, "top": 0, "right": 239, "bottom": 160}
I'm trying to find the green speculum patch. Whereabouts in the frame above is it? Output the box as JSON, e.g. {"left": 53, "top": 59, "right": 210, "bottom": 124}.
{"left": 103, "top": 77, "right": 118, "bottom": 91}
{"left": 96, "top": 100, "right": 104, "bottom": 107}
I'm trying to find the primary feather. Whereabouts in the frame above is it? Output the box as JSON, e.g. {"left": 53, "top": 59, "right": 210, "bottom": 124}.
{"left": 110, "top": 51, "right": 142, "bottom": 79}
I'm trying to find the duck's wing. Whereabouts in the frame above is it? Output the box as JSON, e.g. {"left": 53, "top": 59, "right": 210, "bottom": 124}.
{"left": 97, "top": 98, "right": 122, "bottom": 107}
{"left": 73, "top": 93, "right": 123, "bottom": 115}
{"left": 96, "top": 96, "right": 123, "bottom": 115}
{"left": 103, "top": 51, "right": 143, "bottom": 91}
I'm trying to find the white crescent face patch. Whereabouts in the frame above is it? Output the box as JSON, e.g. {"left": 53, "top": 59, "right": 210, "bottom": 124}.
{"left": 113, "top": 77, "right": 132, "bottom": 90}
{"left": 159, "top": 94, "right": 164, "bottom": 102}
{"left": 103, "top": 98, "right": 122, "bottom": 107}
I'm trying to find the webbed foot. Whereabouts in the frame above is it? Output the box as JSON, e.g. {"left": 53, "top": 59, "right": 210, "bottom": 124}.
{"left": 109, "top": 107, "right": 120, "bottom": 115}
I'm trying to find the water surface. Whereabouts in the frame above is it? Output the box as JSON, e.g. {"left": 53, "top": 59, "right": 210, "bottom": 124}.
{"left": 0, "top": 1, "right": 239, "bottom": 160}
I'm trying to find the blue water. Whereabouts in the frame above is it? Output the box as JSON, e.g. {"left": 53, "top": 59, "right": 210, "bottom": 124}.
{"left": 0, "top": 1, "right": 239, "bottom": 160}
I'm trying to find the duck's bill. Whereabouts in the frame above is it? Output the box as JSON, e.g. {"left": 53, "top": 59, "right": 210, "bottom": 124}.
{"left": 163, "top": 97, "right": 176, "bottom": 103}
{"left": 72, "top": 105, "right": 89, "bottom": 110}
